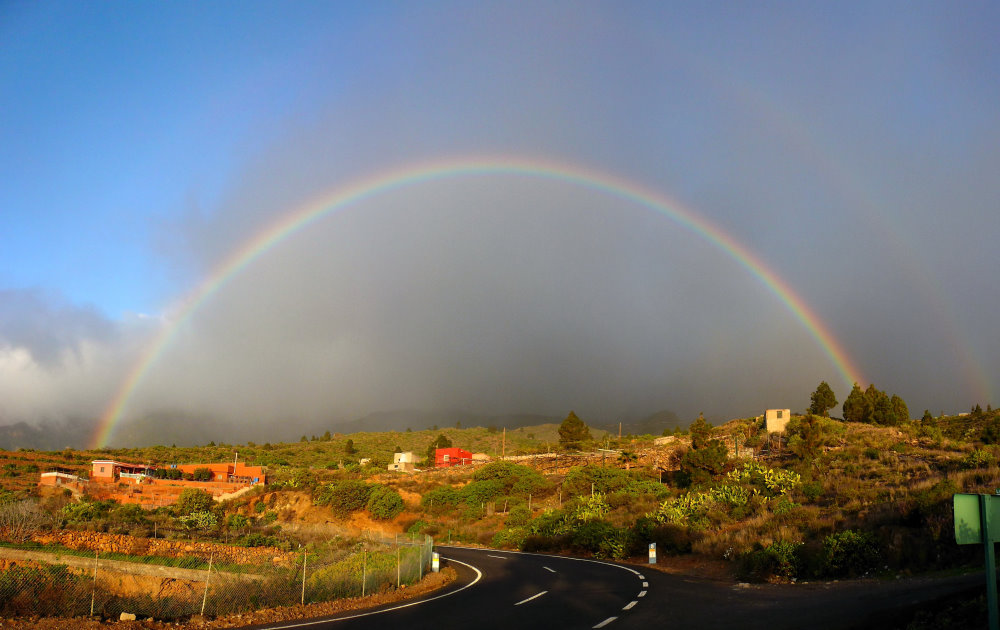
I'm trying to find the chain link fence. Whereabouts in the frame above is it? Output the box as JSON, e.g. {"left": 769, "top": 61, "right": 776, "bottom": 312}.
{"left": 0, "top": 533, "right": 434, "bottom": 621}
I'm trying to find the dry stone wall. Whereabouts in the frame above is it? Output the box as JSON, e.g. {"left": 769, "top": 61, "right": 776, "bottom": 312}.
{"left": 30, "top": 530, "right": 294, "bottom": 567}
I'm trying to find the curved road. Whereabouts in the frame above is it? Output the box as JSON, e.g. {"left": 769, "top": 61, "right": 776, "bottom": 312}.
{"left": 245, "top": 546, "right": 982, "bottom": 630}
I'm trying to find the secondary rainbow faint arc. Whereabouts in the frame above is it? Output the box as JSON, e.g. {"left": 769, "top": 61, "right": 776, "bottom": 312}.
{"left": 92, "top": 156, "right": 865, "bottom": 448}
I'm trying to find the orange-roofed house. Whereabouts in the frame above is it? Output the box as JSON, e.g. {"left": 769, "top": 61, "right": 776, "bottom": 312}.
{"left": 174, "top": 462, "right": 267, "bottom": 484}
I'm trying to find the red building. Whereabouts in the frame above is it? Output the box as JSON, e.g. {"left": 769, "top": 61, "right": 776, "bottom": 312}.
{"left": 435, "top": 447, "right": 472, "bottom": 467}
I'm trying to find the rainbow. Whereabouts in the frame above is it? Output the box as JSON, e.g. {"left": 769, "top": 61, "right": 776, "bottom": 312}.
{"left": 92, "top": 156, "right": 865, "bottom": 448}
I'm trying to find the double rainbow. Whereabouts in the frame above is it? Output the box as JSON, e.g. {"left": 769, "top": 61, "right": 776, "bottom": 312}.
{"left": 91, "top": 156, "right": 864, "bottom": 448}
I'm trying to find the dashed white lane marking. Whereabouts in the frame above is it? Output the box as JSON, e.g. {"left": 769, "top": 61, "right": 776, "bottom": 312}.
{"left": 622, "top": 601, "right": 638, "bottom": 611}
{"left": 638, "top": 590, "right": 647, "bottom": 598}
{"left": 543, "top": 566, "right": 557, "bottom": 573}
{"left": 593, "top": 617, "right": 618, "bottom": 628}
{"left": 514, "top": 591, "right": 548, "bottom": 606}
{"left": 642, "top": 581, "right": 648, "bottom": 587}
{"left": 487, "top": 554, "right": 509, "bottom": 560}
{"left": 638, "top": 574, "right": 645, "bottom": 579}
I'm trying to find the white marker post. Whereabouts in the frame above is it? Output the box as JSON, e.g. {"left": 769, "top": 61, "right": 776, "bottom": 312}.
{"left": 648, "top": 542, "right": 657, "bottom": 564}
{"left": 432, "top": 551, "right": 440, "bottom": 572}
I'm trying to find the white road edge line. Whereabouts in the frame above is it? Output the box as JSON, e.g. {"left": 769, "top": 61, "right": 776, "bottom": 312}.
{"left": 622, "top": 601, "right": 638, "bottom": 611}
{"left": 543, "top": 566, "right": 556, "bottom": 573}
{"left": 593, "top": 616, "right": 618, "bottom": 628}
{"left": 487, "top": 554, "right": 509, "bottom": 559}
{"left": 638, "top": 590, "right": 646, "bottom": 598}
{"left": 515, "top": 590, "right": 549, "bottom": 606}
{"left": 261, "top": 556, "right": 484, "bottom": 628}
{"left": 436, "top": 545, "right": 643, "bottom": 577}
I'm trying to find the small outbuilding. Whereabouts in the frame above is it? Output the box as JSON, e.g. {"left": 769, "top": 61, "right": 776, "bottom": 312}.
{"left": 388, "top": 451, "right": 416, "bottom": 472}
{"left": 765, "top": 409, "right": 791, "bottom": 433}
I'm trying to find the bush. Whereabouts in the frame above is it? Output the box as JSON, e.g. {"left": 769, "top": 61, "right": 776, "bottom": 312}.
{"left": 420, "top": 486, "right": 462, "bottom": 512}
{"left": 314, "top": 480, "right": 372, "bottom": 516}
{"left": 460, "top": 480, "right": 504, "bottom": 506}
{"left": 366, "top": 486, "right": 404, "bottom": 521}
{"left": 738, "top": 540, "right": 800, "bottom": 581}
{"left": 174, "top": 489, "right": 214, "bottom": 517}
{"left": 505, "top": 506, "right": 532, "bottom": 527}
{"left": 820, "top": 530, "right": 880, "bottom": 578}
{"left": 570, "top": 520, "right": 618, "bottom": 554}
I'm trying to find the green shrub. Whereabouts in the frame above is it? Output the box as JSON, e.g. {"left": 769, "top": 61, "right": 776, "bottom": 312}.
{"left": 420, "top": 486, "right": 461, "bottom": 512}
{"left": 962, "top": 449, "right": 992, "bottom": 469}
{"left": 459, "top": 480, "right": 504, "bottom": 506}
{"left": 174, "top": 489, "right": 214, "bottom": 517}
{"left": 314, "top": 480, "right": 372, "bottom": 516}
{"left": 366, "top": 486, "right": 404, "bottom": 521}
{"left": 821, "top": 530, "right": 880, "bottom": 577}
{"left": 800, "top": 481, "right": 824, "bottom": 503}
{"left": 570, "top": 521, "right": 618, "bottom": 554}
{"left": 738, "top": 540, "right": 800, "bottom": 581}
{"left": 492, "top": 527, "right": 529, "bottom": 549}
{"left": 505, "top": 506, "right": 532, "bottom": 527}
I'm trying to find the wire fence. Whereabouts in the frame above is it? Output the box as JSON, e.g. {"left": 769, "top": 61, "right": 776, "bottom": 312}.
{"left": 0, "top": 532, "right": 434, "bottom": 621}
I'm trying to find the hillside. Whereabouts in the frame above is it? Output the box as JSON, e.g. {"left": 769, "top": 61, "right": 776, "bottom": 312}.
{"left": 3, "top": 409, "right": 1000, "bottom": 626}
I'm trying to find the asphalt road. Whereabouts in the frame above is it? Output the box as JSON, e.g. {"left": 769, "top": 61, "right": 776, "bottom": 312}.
{"left": 245, "top": 546, "right": 984, "bottom": 630}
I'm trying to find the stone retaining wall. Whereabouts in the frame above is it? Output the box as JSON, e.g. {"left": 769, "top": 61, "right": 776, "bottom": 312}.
{"left": 30, "top": 530, "right": 294, "bottom": 567}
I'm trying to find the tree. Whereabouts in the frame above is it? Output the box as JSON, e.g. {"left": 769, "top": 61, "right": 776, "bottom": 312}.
{"left": 174, "top": 489, "right": 213, "bottom": 517}
{"left": 0, "top": 500, "right": 48, "bottom": 543}
{"left": 425, "top": 434, "right": 452, "bottom": 462}
{"left": 558, "top": 411, "right": 592, "bottom": 450}
{"left": 787, "top": 415, "right": 832, "bottom": 461}
{"left": 842, "top": 383, "right": 867, "bottom": 423}
{"left": 322, "top": 430, "right": 332, "bottom": 441}
{"left": 890, "top": 395, "right": 909, "bottom": 423}
{"left": 688, "top": 413, "right": 713, "bottom": 448}
{"left": 344, "top": 439, "right": 357, "bottom": 454}
{"left": 809, "top": 381, "right": 838, "bottom": 417}
{"left": 678, "top": 413, "right": 729, "bottom": 486}
{"left": 192, "top": 467, "right": 213, "bottom": 482}
{"left": 921, "top": 409, "right": 933, "bottom": 422}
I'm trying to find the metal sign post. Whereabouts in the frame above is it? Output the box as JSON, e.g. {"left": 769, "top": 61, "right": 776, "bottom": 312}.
{"left": 648, "top": 543, "right": 657, "bottom": 565}
{"left": 954, "top": 493, "right": 1000, "bottom": 630}
{"left": 432, "top": 552, "right": 440, "bottom": 572}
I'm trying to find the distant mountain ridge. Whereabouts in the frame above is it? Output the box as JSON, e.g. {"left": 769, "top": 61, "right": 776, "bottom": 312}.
{"left": 0, "top": 407, "right": 683, "bottom": 450}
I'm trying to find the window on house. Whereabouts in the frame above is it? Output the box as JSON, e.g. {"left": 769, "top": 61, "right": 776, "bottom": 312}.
{"left": 777, "top": 410, "right": 783, "bottom": 419}
{"left": 100, "top": 466, "right": 105, "bottom": 473}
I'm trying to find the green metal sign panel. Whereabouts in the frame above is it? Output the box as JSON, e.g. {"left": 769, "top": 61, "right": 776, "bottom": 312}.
{"left": 955, "top": 493, "right": 1000, "bottom": 544}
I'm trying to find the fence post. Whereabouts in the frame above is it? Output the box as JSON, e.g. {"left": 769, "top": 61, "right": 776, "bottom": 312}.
{"left": 301, "top": 551, "right": 307, "bottom": 605}
{"left": 200, "top": 552, "right": 214, "bottom": 616}
{"left": 90, "top": 550, "right": 99, "bottom": 616}
{"left": 396, "top": 546, "right": 401, "bottom": 589}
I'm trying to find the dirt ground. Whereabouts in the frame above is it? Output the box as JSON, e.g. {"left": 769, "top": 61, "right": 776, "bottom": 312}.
{"left": 0, "top": 566, "right": 457, "bottom": 629}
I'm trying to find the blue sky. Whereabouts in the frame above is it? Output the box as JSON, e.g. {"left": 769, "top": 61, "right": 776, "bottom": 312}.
{"left": 2, "top": 1, "right": 998, "bottom": 436}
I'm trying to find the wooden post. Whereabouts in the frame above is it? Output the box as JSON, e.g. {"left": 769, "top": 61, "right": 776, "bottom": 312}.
{"left": 362, "top": 551, "right": 367, "bottom": 597}
{"left": 301, "top": 551, "right": 307, "bottom": 605}
{"left": 397, "top": 546, "right": 401, "bottom": 589}
{"left": 90, "top": 550, "right": 98, "bottom": 616}
{"left": 502, "top": 427, "right": 506, "bottom": 460}
{"left": 200, "top": 552, "right": 213, "bottom": 615}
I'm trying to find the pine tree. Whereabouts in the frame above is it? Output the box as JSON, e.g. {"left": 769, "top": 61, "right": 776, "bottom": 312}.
{"left": 842, "top": 383, "right": 866, "bottom": 422}
{"left": 558, "top": 411, "right": 592, "bottom": 450}
{"left": 809, "top": 381, "right": 838, "bottom": 417}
